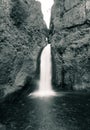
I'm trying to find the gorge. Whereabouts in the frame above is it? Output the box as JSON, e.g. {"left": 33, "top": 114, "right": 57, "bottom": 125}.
{"left": 0, "top": 0, "right": 90, "bottom": 99}
{"left": 29, "top": 0, "right": 55, "bottom": 97}
{"left": 0, "top": 1, "right": 90, "bottom": 130}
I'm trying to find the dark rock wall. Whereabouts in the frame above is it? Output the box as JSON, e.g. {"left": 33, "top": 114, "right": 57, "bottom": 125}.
{"left": 50, "top": 0, "right": 90, "bottom": 90}
{"left": 0, "top": 0, "right": 47, "bottom": 97}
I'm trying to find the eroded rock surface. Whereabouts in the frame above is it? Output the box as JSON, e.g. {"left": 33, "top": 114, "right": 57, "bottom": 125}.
{"left": 0, "top": 0, "right": 47, "bottom": 97}
{"left": 50, "top": 0, "right": 90, "bottom": 90}
{"left": 0, "top": 0, "right": 90, "bottom": 97}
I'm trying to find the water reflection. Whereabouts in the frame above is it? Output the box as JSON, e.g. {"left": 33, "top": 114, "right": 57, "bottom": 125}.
{"left": 34, "top": 98, "right": 56, "bottom": 130}
{"left": 0, "top": 92, "right": 90, "bottom": 130}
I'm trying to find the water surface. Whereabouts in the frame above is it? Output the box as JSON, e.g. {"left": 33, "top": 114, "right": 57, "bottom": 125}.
{"left": 0, "top": 92, "right": 90, "bottom": 130}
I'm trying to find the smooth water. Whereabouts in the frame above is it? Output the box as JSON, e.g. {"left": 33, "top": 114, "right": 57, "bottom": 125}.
{"left": 30, "top": 44, "right": 55, "bottom": 97}
{"left": 0, "top": 92, "right": 90, "bottom": 130}
{"left": 40, "top": 44, "right": 52, "bottom": 91}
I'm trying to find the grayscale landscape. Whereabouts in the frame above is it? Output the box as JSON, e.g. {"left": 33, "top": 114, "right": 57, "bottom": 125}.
{"left": 0, "top": 0, "right": 90, "bottom": 130}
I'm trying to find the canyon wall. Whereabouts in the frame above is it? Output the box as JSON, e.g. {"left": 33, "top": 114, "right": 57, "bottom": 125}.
{"left": 0, "top": 0, "right": 90, "bottom": 98}
{"left": 50, "top": 0, "right": 90, "bottom": 90}
{"left": 0, "top": 0, "right": 47, "bottom": 98}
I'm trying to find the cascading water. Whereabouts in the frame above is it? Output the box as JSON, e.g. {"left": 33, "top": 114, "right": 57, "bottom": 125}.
{"left": 37, "top": 44, "right": 55, "bottom": 96}
{"left": 29, "top": 0, "right": 56, "bottom": 97}
{"left": 39, "top": 44, "right": 52, "bottom": 91}
{"left": 30, "top": 44, "right": 55, "bottom": 97}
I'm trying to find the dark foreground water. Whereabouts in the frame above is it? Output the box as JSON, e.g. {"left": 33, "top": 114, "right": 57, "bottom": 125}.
{"left": 0, "top": 92, "right": 90, "bottom": 130}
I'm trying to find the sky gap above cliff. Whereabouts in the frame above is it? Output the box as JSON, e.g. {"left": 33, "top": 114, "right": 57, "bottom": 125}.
{"left": 36, "top": 0, "right": 54, "bottom": 29}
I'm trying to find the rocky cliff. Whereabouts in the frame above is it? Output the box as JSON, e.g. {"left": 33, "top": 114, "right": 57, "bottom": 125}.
{"left": 50, "top": 0, "right": 90, "bottom": 90}
{"left": 0, "top": 0, "right": 90, "bottom": 98}
{"left": 0, "top": 0, "right": 47, "bottom": 98}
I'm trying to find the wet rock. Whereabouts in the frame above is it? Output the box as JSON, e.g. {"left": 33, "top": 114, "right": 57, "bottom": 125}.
{"left": 0, "top": 0, "right": 47, "bottom": 97}
{"left": 86, "top": 0, "right": 90, "bottom": 21}
{"left": 50, "top": 0, "right": 90, "bottom": 90}
{"left": 64, "top": 0, "right": 82, "bottom": 11}
{"left": 0, "top": 124, "right": 6, "bottom": 130}
{"left": 14, "top": 58, "right": 35, "bottom": 88}
{"left": 63, "top": 2, "right": 86, "bottom": 28}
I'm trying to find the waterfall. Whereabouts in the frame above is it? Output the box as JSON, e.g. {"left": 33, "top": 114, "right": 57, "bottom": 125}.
{"left": 30, "top": 44, "right": 55, "bottom": 97}
{"left": 29, "top": 0, "right": 56, "bottom": 97}
{"left": 39, "top": 44, "right": 52, "bottom": 91}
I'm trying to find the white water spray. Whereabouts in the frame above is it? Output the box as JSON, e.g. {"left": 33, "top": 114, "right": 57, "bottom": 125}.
{"left": 30, "top": 44, "right": 55, "bottom": 97}
{"left": 29, "top": 0, "right": 56, "bottom": 97}
{"left": 39, "top": 44, "right": 52, "bottom": 91}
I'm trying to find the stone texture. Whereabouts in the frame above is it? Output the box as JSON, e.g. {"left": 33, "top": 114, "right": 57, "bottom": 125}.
{"left": 0, "top": 124, "right": 6, "bottom": 130}
{"left": 64, "top": 0, "right": 82, "bottom": 11}
{"left": 63, "top": 2, "right": 86, "bottom": 28}
{"left": 50, "top": 0, "right": 64, "bottom": 31}
{"left": 50, "top": 0, "right": 90, "bottom": 90}
{"left": 51, "top": 0, "right": 88, "bottom": 31}
{"left": 0, "top": 0, "right": 90, "bottom": 96}
{"left": 0, "top": 0, "right": 47, "bottom": 97}
{"left": 86, "top": 0, "right": 90, "bottom": 21}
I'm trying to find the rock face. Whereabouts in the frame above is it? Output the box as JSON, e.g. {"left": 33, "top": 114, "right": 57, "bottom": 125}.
{"left": 0, "top": 0, "right": 90, "bottom": 97}
{"left": 0, "top": 0, "right": 47, "bottom": 98}
{"left": 0, "top": 124, "right": 6, "bottom": 130}
{"left": 50, "top": 0, "right": 90, "bottom": 90}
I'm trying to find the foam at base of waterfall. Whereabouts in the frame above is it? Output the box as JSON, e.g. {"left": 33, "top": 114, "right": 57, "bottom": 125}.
{"left": 29, "top": 90, "right": 56, "bottom": 97}
{"left": 29, "top": 44, "right": 55, "bottom": 97}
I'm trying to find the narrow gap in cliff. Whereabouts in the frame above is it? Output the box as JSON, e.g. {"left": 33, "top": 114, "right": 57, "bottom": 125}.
{"left": 35, "top": 0, "right": 54, "bottom": 33}
{"left": 29, "top": 0, "right": 56, "bottom": 97}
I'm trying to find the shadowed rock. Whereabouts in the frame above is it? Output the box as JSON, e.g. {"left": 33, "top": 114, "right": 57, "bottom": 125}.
{"left": 0, "top": 0, "right": 47, "bottom": 97}
{"left": 50, "top": 0, "right": 90, "bottom": 90}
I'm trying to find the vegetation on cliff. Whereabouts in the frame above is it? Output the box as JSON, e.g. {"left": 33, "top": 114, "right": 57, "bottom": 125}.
{"left": 50, "top": 0, "right": 90, "bottom": 90}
